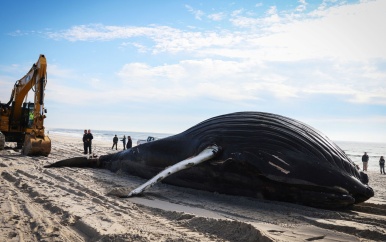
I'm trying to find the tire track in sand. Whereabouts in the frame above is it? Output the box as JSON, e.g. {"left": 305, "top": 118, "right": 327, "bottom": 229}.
{"left": 1, "top": 170, "right": 85, "bottom": 242}
{"left": 2, "top": 161, "right": 245, "bottom": 241}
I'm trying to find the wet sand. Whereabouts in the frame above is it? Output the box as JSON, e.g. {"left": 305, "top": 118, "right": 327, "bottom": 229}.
{"left": 1, "top": 133, "right": 386, "bottom": 241}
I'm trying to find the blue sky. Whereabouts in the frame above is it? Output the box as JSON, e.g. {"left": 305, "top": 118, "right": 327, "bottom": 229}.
{"left": 1, "top": 0, "right": 385, "bottom": 142}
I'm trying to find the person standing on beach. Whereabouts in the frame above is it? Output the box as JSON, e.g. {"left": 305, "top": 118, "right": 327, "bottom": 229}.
{"left": 86, "top": 129, "right": 93, "bottom": 154}
{"left": 112, "top": 135, "right": 118, "bottom": 150}
{"left": 82, "top": 130, "right": 88, "bottom": 154}
{"left": 121, "top": 135, "right": 126, "bottom": 150}
{"left": 362, "top": 152, "right": 369, "bottom": 171}
{"left": 380, "top": 156, "right": 385, "bottom": 174}
{"left": 126, "top": 136, "right": 132, "bottom": 149}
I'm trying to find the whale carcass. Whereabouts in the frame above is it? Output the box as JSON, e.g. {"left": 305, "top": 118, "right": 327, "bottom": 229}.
{"left": 45, "top": 112, "right": 374, "bottom": 209}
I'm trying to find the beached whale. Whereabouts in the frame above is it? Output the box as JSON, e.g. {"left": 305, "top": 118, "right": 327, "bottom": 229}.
{"left": 45, "top": 112, "right": 374, "bottom": 209}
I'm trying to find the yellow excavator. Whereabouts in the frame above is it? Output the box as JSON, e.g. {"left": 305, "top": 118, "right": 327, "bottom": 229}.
{"left": 0, "top": 54, "right": 51, "bottom": 156}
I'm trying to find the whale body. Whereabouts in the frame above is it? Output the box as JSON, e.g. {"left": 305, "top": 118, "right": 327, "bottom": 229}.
{"left": 46, "top": 112, "right": 374, "bottom": 209}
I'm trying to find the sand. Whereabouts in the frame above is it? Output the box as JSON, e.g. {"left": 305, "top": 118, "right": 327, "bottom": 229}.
{"left": 1, "top": 133, "right": 386, "bottom": 242}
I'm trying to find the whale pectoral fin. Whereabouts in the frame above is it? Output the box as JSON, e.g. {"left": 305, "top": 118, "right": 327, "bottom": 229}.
{"left": 121, "top": 145, "right": 220, "bottom": 198}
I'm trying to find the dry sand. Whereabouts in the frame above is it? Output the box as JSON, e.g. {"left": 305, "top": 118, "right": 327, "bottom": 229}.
{"left": 1, "top": 133, "right": 386, "bottom": 242}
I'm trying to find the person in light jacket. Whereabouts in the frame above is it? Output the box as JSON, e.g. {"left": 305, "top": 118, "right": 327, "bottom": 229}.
{"left": 362, "top": 152, "right": 369, "bottom": 171}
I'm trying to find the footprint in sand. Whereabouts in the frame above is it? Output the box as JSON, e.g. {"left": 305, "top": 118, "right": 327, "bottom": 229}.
{"left": 8, "top": 231, "right": 17, "bottom": 238}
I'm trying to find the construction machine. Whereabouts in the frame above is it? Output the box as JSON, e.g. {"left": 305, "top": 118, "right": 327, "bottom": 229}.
{"left": 0, "top": 54, "right": 51, "bottom": 156}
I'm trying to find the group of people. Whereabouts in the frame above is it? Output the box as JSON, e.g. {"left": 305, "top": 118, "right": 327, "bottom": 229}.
{"left": 362, "top": 152, "right": 385, "bottom": 174}
{"left": 82, "top": 129, "right": 93, "bottom": 154}
{"left": 81, "top": 130, "right": 133, "bottom": 154}
{"left": 112, "top": 134, "right": 132, "bottom": 150}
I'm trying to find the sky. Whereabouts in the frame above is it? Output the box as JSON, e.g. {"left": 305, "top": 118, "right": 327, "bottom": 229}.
{"left": 0, "top": 0, "right": 385, "bottom": 142}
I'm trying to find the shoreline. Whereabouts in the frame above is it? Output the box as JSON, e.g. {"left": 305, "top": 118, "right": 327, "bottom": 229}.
{"left": 1, "top": 133, "right": 386, "bottom": 241}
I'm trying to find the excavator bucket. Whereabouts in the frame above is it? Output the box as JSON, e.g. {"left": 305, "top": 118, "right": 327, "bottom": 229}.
{"left": 22, "top": 134, "right": 51, "bottom": 156}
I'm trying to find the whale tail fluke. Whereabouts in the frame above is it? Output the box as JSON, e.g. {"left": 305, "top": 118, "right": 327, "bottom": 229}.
{"left": 44, "top": 157, "right": 99, "bottom": 168}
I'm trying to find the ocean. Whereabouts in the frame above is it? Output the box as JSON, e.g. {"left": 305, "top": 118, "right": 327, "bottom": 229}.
{"left": 47, "top": 128, "right": 386, "bottom": 172}
{"left": 335, "top": 141, "right": 385, "bottom": 172}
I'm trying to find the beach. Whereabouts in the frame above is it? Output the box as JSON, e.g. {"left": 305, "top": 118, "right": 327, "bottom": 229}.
{"left": 1, "top": 133, "right": 386, "bottom": 242}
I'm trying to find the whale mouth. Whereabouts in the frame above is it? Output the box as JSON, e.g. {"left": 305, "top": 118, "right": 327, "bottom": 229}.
{"left": 353, "top": 186, "right": 374, "bottom": 204}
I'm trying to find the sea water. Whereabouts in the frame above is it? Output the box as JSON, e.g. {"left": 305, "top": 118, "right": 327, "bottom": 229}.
{"left": 48, "top": 128, "right": 385, "bottom": 172}
{"left": 336, "top": 141, "right": 386, "bottom": 172}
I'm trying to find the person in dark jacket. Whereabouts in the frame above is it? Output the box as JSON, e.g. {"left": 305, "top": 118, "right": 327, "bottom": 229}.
{"left": 126, "top": 136, "right": 132, "bottom": 149}
{"left": 86, "top": 129, "right": 93, "bottom": 154}
{"left": 82, "top": 130, "right": 87, "bottom": 154}
{"left": 380, "top": 156, "right": 385, "bottom": 174}
{"left": 121, "top": 135, "right": 126, "bottom": 150}
{"left": 112, "top": 135, "right": 118, "bottom": 150}
{"left": 362, "top": 152, "right": 369, "bottom": 171}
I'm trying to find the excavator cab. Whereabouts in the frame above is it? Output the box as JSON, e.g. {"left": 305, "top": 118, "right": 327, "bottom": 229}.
{"left": 19, "top": 102, "right": 51, "bottom": 156}
{"left": 20, "top": 102, "right": 35, "bottom": 129}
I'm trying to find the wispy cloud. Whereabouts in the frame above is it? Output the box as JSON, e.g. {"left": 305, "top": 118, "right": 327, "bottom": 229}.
{"left": 296, "top": 0, "right": 308, "bottom": 12}
{"left": 43, "top": 1, "right": 385, "bottom": 60}
{"left": 185, "top": 5, "right": 205, "bottom": 20}
{"left": 34, "top": 0, "right": 386, "bottom": 107}
{"left": 208, "top": 12, "right": 226, "bottom": 21}
{"left": 46, "top": 24, "right": 154, "bottom": 41}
